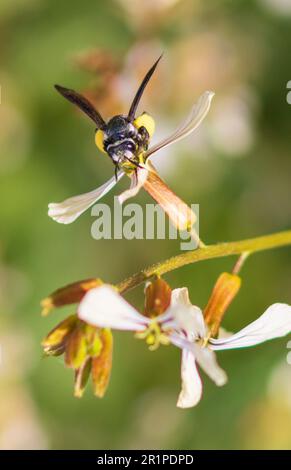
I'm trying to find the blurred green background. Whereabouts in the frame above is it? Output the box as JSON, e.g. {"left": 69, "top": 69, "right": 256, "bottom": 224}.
{"left": 1, "top": 0, "right": 291, "bottom": 450}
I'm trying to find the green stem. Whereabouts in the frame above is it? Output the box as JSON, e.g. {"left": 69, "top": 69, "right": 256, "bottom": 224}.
{"left": 117, "top": 230, "right": 291, "bottom": 293}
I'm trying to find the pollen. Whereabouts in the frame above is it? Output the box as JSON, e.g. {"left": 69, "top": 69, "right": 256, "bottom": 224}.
{"left": 135, "top": 320, "right": 170, "bottom": 351}
{"left": 95, "top": 129, "right": 106, "bottom": 153}
{"left": 146, "top": 333, "right": 156, "bottom": 346}
{"left": 134, "top": 113, "right": 155, "bottom": 138}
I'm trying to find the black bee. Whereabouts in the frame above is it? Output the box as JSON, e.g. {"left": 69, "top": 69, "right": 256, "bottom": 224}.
{"left": 50, "top": 57, "right": 214, "bottom": 224}
{"left": 54, "top": 56, "right": 160, "bottom": 179}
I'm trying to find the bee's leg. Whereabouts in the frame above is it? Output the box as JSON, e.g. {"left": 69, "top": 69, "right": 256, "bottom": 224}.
{"left": 114, "top": 163, "right": 120, "bottom": 182}
{"left": 114, "top": 155, "right": 125, "bottom": 181}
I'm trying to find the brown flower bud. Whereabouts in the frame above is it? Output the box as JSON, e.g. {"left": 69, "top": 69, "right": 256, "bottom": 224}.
{"left": 204, "top": 272, "right": 241, "bottom": 337}
{"left": 143, "top": 167, "right": 196, "bottom": 231}
{"left": 144, "top": 278, "right": 171, "bottom": 317}
{"left": 42, "top": 314, "right": 78, "bottom": 356}
{"left": 74, "top": 358, "right": 92, "bottom": 398}
{"left": 41, "top": 278, "right": 103, "bottom": 316}
{"left": 42, "top": 312, "right": 113, "bottom": 399}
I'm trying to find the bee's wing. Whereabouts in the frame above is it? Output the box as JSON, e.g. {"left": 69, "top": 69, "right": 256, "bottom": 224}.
{"left": 145, "top": 91, "right": 214, "bottom": 159}
{"left": 55, "top": 85, "right": 106, "bottom": 128}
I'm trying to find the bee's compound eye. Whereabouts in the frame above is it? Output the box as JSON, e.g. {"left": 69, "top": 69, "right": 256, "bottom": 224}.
{"left": 133, "top": 113, "right": 155, "bottom": 138}
{"left": 95, "top": 129, "right": 106, "bottom": 153}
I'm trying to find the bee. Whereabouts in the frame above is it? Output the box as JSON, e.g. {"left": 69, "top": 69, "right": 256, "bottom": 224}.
{"left": 55, "top": 56, "right": 160, "bottom": 180}
{"left": 50, "top": 56, "right": 214, "bottom": 224}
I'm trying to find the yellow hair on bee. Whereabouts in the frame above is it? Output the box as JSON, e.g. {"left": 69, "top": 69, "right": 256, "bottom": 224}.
{"left": 95, "top": 129, "right": 106, "bottom": 153}
{"left": 134, "top": 113, "right": 155, "bottom": 138}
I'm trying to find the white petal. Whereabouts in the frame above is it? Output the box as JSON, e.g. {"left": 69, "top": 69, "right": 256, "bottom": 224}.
{"left": 193, "top": 344, "right": 227, "bottom": 386}
{"left": 78, "top": 285, "right": 148, "bottom": 331}
{"left": 166, "top": 287, "right": 226, "bottom": 387}
{"left": 145, "top": 91, "right": 215, "bottom": 158}
{"left": 166, "top": 288, "right": 206, "bottom": 340}
{"left": 168, "top": 332, "right": 195, "bottom": 351}
{"left": 209, "top": 303, "right": 291, "bottom": 351}
{"left": 169, "top": 333, "right": 227, "bottom": 387}
{"left": 177, "top": 350, "right": 202, "bottom": 408}
{"left": 48, "top": 172, "right": 124, "bottom": 224}
{"left": 118, "top": 167, "right": 148, "bottom": 205}
{"left": 218, "top": 327, "right": 234, "bottom": 339}
{"left": 171, "top": 287, "right": 192, "bottom": 306}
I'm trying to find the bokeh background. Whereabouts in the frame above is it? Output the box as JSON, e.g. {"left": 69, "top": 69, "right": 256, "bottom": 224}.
{"left": 1, "top": 0, "right": 291, "bottom": 450}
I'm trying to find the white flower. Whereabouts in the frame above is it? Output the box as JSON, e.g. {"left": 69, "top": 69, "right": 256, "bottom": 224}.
{"left": 48, "top": 91, "right": 214, "bottom": 224}
{"left": 48, "top": 171, "right": 124, "bottom": 224}
{"left": 78, "top": 284, "right": 291, "bottom": 409}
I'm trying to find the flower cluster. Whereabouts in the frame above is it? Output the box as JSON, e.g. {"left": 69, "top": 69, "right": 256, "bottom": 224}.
{"left": 42, "top": 56, "right": 291, "bottom": 409}
{"left": 42, "top": 275, "right": 291, "bottom": 408}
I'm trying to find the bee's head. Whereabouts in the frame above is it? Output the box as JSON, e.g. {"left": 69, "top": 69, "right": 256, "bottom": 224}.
{"left": 55, "top": 55, "right": 162, "bottom": 162}
{"left": 95, "top": 115, "right": 137, "bottom": 161}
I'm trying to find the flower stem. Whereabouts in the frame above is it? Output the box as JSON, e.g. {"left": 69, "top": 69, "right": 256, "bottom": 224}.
{"left": 232, "top": 252, "right": 250, "bottom": 275}
{"left": 189, "top": 227, "right": 205, "bottom": 249}
{"left": 117, "top": 230, "right": 291, "bottom": 293}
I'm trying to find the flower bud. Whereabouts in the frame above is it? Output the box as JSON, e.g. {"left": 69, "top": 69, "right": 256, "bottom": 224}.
{"left": 143, "top": 168, "right": 196, "bottom": 231}
{"left": 74, "top": 358, "right": 92, "bottom": 398}
{"left": 42, "top": 314, "right": 77, "bottom": 356}
{"left": 65, "top": 323, "right": 88, "bottom": 369}
{"left": 41, "top": 278, "right": 103, "bottom": 316}
{"left": 84, "top": 324, "right": 103, "bottom": 358}
{"left": 92, "top": 329, "right": 113, "bottom": 398}
{"left": 42, "top": 311, "right": 113, "bottom": 398}
{"left": 144, "top": 277, "right": 171, "bottom": 317}
{"left": 204, "top": 272, "right": 241, "bottom": 337}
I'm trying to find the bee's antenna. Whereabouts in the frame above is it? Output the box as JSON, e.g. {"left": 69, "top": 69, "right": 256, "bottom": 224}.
{"left": 54, "top": 85, "right": 106, "bottom": 128}
{"left": 127, "top": 54, "right": 163, "bottom": 121}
